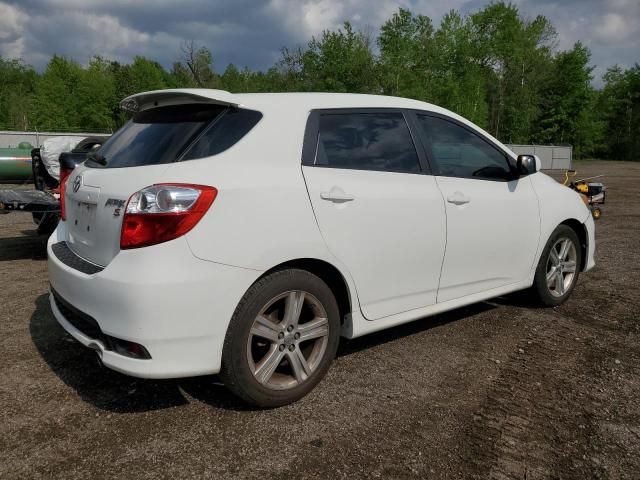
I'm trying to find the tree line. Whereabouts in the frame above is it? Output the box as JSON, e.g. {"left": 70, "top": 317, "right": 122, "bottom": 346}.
{"left": 0, "top": 2, "right": 638, "bottom": 160}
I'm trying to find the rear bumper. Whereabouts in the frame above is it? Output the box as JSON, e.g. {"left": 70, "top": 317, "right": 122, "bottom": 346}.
{"left": 47, "top": 222, "right": 260, "bottom": 379}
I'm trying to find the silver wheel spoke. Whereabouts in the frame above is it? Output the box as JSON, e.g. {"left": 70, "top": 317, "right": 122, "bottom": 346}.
{"left": 250, "top": 315, "right": 281, "bottom": 342}
{"left": 284, "top": 291, "right": 305, "bottom": 328}
{"left": 287, "top": 348, "right": 311, "bottom": 383}
{"left": 555, "top": 270, "right": 565, "bottom": 295}
{"left": 298, "top": 317, "right": 329, "bottom": 342}
{"left": 254, "top": 347, "right": 285, "bottom": 384}
{"left": 547, "top": 237, "right": 577, "bottom": 298}
{"left": 559, "top": 239, "right": 571, "bottom": 261}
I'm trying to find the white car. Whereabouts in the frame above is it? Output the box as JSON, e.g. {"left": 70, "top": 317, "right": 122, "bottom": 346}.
{"left": 48, "top": 89, "right": 595, "bottom": 407}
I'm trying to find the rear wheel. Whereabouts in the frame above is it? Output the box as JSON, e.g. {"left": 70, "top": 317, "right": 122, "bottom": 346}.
{"left": 220, "top": 269, "right": 340, "bottom": 407}
{"left": 530, "top": 225, "right": 582, "bottom": 306}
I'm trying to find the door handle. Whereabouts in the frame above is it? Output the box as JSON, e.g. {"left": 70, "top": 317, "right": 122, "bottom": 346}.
{"left": 320, "top": 188, "right": 355, "bottom": 203}
{"left": 446, "top": 192, "right": 471, "bottom": 205}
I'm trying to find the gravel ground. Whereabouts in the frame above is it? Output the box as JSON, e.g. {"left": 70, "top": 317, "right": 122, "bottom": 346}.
{"left": 1, "top": 161, "right": 639, "bottom": 479}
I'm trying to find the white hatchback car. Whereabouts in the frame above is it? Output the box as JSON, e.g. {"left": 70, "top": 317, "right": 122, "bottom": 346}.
{"left": 48, "top": 89, "right": 595, "bottom": 407}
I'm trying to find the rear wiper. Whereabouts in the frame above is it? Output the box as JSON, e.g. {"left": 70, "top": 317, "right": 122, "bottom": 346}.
{"left": 86, "top": 151, "right": 107, "bottom": 166}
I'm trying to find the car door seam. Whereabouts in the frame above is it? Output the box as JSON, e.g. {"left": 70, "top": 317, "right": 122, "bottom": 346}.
{"left": 434, "top": 175, "right": 449, "bottom": 304}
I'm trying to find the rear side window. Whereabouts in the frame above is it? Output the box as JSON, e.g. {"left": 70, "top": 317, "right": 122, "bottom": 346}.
{"left": 416, "top": 115, "right": 511, "bottom": 181}
{"left": 315, "top": 113, "right": 421, "bottom": 173}
{"left": 91, "top": 104, "right": 261, "bottom": 168}
{"left": 182, "top": 108, "right": 262, "bottom": 160}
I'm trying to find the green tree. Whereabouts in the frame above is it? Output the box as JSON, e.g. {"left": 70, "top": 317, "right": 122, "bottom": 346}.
{"left": 290, "top": 22, "right": 377, "bottom": 92}
{"left": 377, "top": 8, "right": 433, "bottom": 99}
{"left": 430, "top": 11, "right": 488, "bottom": 126}
{"left": 127, "top": 56, "right": 172, "bottom": 93}
{"left": 74, "top": 57, "right": 117, "bottom": 132}
{"left": 470, "top": 2, "right": 555, "bottom": 142}
{"left": 173, "top": 41, "right": 218, "bottom": 88}
{"left": 32, "top": 55, "right": 83, "bottom": 131}
{"left": 0, "top": 58, "right": 37, "bottom": 130}
{"left": 534, "top": 43, "right": 597, "bottom": 157}
{"left": 599, "top": 65, "right": 640, "bottom": 160}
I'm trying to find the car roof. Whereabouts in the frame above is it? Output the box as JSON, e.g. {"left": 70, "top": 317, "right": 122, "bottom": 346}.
{"left": 236, "top": 91, "right": 441, "bottom": 111}
{"left": 121, "top": 88, "right": 515, "bottom": 158}
{"left": 123, "top": 88, "right": 446, "bottom": 115}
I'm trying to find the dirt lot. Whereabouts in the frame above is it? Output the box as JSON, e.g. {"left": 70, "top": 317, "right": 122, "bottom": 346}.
{"left": 1, "top": 160, "right": 639, "bottom": 479}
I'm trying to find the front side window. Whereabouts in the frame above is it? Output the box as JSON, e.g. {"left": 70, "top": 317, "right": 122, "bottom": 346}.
{"left": 316, "top": 112, "right": 421, "bottom": 173}
{"left": 416, "top": 115, "right": 511, "bottom": 181}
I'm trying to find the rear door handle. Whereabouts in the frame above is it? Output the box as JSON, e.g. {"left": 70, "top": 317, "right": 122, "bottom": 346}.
{"left": 320, "top": 188, "right": 355, "bottom": 203}
{"left": 446, "top": 192, "right": 471, "bottom": 205}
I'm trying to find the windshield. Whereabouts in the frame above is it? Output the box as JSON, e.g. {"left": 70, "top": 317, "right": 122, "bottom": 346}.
{"left": 89, "top": 104, "right": 226, "bottom": 168}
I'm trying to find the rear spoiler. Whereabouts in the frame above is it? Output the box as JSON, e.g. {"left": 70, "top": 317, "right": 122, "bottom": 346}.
{"left": 120, "top": 89, "right": 242, "bottom": 113}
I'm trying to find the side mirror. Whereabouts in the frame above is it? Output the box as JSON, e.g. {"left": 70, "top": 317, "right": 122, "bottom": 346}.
{"left": 516, "top": 154, "right": 540, "bottom": 175}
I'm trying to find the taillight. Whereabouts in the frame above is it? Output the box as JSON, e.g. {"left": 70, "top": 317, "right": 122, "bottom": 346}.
{"left": 59, "top": 166, "right": 74, "bottom": 221}
{"left": 120, "top": 184, "right": 217, "bottom": 249}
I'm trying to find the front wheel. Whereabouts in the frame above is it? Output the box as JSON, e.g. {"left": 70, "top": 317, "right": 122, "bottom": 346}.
{"left": 530, "top": 225, "right": 582, "bottom": 307}
{"left": 220, "top": 269, "right": 340, "bottom": 407}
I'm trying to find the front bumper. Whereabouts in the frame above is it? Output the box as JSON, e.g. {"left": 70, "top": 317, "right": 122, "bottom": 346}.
{"left": 47, "top": 222, "right": 260, "bottom": 379}
{"left": 584, "top": 213, "right": 596, "bottom": 272}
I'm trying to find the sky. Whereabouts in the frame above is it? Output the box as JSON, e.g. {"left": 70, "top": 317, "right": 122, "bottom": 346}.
{"left": 0, "top": 0, "right": 638, "bottom": 86}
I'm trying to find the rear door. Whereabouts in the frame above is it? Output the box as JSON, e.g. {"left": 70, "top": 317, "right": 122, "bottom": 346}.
{"left": 301, "top": 109, "right": 447, "bottom": 320}
{"left": 411, "top": 112, "right": 540, "bottom": 302}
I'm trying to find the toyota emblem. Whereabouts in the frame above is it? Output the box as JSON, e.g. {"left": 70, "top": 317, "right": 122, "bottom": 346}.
{"left": 72, "top": 175, "right": 82, "bottom": 193}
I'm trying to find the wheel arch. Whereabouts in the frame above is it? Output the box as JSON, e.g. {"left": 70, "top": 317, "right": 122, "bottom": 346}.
{"left": 559, "top": 218, "right": 588, "bottom": 271}
{"left": 259, "top": 258, "right": 353, "bottom": 329}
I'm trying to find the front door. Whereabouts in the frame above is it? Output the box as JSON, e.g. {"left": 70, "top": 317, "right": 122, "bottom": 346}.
{"left": 412, "top": 113, "right": 540, "bottom": 303}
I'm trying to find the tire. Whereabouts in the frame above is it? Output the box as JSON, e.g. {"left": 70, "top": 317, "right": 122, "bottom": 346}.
{"left": 530, "top": 225, "right": 582, "bottom": 307}
{"left": 220, "top": 269, "right": 340, "bottom": 408}
{"left": 36, "top": 212, "right": 59, "bottom": 236}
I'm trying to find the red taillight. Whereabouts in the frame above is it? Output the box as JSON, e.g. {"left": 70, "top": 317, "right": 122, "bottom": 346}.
{"left": 120, "top": 184, "right": 217, "bottom": 249}
{"left": 59, "top": 167, "right": 74, "bottom": 221}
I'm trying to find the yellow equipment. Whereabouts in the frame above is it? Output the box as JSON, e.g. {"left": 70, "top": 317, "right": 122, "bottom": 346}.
{"left": 563, "top": 170, "right": 606, "bottom": 220}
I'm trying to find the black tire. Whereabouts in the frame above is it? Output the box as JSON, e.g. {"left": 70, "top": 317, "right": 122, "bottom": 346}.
{"left": 530, "top": 225, "right": 582, "bottom": 307}
{"left": 220, "top": 269, "right": 340, "bottom": 408}
{"left": 36, "top": 212, "right": 59, "bottom": 235}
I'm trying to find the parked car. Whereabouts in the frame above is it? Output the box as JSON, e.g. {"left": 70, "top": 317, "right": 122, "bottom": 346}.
{"left": 47, "top": 89, "right": 595, "bottom": 407}
{"left": 31, "top": 136, "right": 109, "bottom": 234}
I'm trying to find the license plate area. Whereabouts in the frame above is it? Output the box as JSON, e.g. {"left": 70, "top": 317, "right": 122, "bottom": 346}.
{"left": 73, "top": 201, "right": 97, "bottom": 234}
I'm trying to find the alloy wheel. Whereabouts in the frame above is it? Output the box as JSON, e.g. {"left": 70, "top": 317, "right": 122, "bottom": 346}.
{"left": 546, "top": 237, "right": 578, "bottom": 297}
{"left": 246, "top": 291, "right": 329, "bottom": 390}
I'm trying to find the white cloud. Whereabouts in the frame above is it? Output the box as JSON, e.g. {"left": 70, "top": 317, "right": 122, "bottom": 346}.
{"left": 0, "top": 2, "right": 27, "bottom": 58}
{"left": 594, "top": 12, "right": 638, "bottom": 44}
{"left": 267, "top": 0, "right": 413, "bottom": 41}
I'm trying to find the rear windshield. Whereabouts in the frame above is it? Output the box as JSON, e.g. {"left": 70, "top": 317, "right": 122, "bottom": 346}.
{"left": 89, "top": 104, "right": 262, "bottom": 168}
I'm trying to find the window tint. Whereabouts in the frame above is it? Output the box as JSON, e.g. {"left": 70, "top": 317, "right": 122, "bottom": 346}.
{"left": 416, "top": 115, "right": 511, "bottom": 180}
{"left": 316, "top": 113, "right": 421, "bottom": 173}
{"left": 93, "top": 104, "right": 225, "bottom": 168}
{"left": 182, "top": 108, "right": 262, "bottom": 160}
